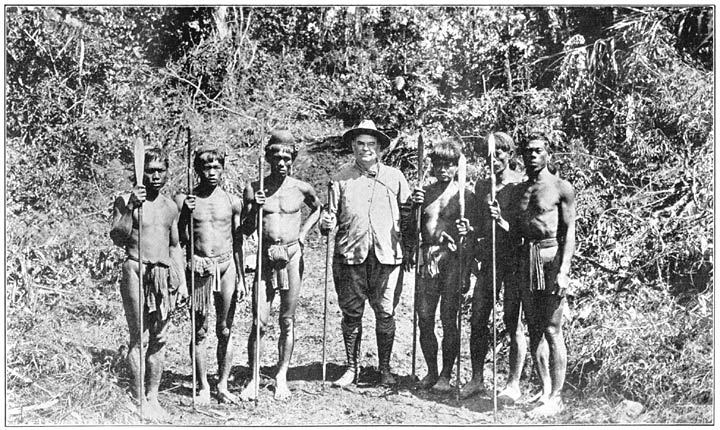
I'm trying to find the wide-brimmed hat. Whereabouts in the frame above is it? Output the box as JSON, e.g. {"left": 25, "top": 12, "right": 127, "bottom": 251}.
{"left": 342, "top": 120, "right": 391, "bottom": 149}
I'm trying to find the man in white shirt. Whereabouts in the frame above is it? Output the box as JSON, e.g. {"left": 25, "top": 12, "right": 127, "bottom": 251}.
{"left": 320, "top": 120, "right": 413, "bottom": 387}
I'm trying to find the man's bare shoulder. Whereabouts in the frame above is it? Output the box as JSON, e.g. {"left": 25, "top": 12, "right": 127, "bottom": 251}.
{"left": 242, "top": 180, "right": 259, "bottom": 198}
{"left": 288, "top": 176, "right": 315, "bottom": 193}
{"left": 555, "top": 176, "right": 576, "bottom": 199}
{"left": 174, "top": 192, "right": 187, "bottom": 208}
{"left": 159, "top": 194, "right": 179, "bottom": 216}
{"left": 226, "top": 190, "right": 244, "bottom": 211}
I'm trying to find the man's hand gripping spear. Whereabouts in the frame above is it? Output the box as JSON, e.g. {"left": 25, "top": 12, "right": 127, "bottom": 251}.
{"left": 488, "top": 133, "right": 499, "bottom": 421}
{"left": 411, "top": 131, "right": 426, "bottom": 380}
{"left": 455, "top": 153, "right": 467, "bottom": 402}
{"left": 252, "top": 155, "right": 265, "bottom": 403}
{"left": 184, "top": 127, "right": 198, "bottom": 410}
{"left": 132, "top": 137, "right": 145, "bottom": 422}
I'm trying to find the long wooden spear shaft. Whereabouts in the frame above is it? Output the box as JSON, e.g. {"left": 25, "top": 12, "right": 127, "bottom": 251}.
{"left": 254, "top": 157, "right": 264, "bottom": 403}
{"left": 488, "top": 133, "right": 498, "bottom": 421}
{"left": 186, "top": 127, "right": 197, "bottom": 410}
{"left": 133, "top": 136, "right": 145, "bottom": 422}
{"left": 321, "top": 181, "right": 332, "bottom": 389}
{"left": 412, "top": 132, "right": 425, "bottom": 380}
{"left": 456, "top": 153, "right": 467, "bottom": 403}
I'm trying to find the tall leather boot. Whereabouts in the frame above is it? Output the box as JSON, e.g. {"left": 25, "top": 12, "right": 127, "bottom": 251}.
{"left": 332, "top": 325, "right": 361, "bottom": 387}
{"left": 377, "top": 330, "right": 396, "bottom": 386}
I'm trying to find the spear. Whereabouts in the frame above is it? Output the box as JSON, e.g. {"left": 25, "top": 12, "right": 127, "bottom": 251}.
{"left": 186, "top": 127, "right": 197, "bottom": 410}
{"left": 253, "top": 156, "right": 264, "bottom": 403}
{"left": 132, "top": 136, "right": 145, "bottom": 422}
{"left": 321, "top": 181, "right": 332, "bottom": 389}
{"left": 412, "top": 131, "right": 425, "bottom": 380}
{"left": 456, "top": 153, "right": 467, "bottom": 403}
{"left": 488, "top": 133, "right": 498, "bottom": 421}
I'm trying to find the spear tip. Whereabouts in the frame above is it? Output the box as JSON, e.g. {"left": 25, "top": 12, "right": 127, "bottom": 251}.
{"left": 487, "top": 132, "right": 496, "bottom": 158}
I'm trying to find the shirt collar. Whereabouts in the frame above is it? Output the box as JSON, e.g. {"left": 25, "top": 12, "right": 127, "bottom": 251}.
{"left": 354, "top": 161, "right": 381, "bottom": 178}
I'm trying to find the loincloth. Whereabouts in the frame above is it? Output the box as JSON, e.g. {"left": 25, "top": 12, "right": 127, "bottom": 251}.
{"left": 187, "top": 251, "right": 233, "bottom": 317}
{"left": 260, "top": 240, "right": 301, "bottom": 291}
{"left": 518, "top": 237, "right": 559, "bottom": 293}
{"left": 419, "top": 241, "right": 457, "bottom": 280}
{"left": 126, "top": 256, "right": 182, "bottom": 320}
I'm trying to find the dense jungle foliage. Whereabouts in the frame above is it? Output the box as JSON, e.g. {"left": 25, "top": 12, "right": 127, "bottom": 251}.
{"left": 6, "top": 6, "right": 713, "bottom": 422}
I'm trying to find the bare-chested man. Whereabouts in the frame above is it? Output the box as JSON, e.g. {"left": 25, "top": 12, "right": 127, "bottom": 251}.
{"left": 506, "top": 132, "right": 576, "bottom": 417}
{"left": 176, "top": 147, "right": 246, "bottom": 405}
{"left": 239, "top": 130, "right": 321, "bottom": 401}
{"left": 410, "top": 139, "right": 475, "bottom": 393}
{"left": 459, "top": 132, "right": 528, "bottom": 402}
{"left": 110, "top": 148, "right": 187, "bottom": 421}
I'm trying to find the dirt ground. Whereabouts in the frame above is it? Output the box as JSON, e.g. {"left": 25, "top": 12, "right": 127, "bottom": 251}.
{"left": 6, "top": 143, "right": 660, "bottom": 426}
{"left": 153, "top": 243, "right": 543, "bottom": 426}
{"left": 7, "top": 233, "right": 596, "bottom": 426}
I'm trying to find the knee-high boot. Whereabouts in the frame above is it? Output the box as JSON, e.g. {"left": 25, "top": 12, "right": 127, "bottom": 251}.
{"left": 332, "top": 324, "right": 361, "bottom": 387}
{"left": 377, "top": 329, "right": 396, "bottom": 386}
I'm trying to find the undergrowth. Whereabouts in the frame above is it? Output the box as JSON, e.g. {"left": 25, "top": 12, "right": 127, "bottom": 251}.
{"left": 5, "top": 6, "right": 713, "bottom": 424}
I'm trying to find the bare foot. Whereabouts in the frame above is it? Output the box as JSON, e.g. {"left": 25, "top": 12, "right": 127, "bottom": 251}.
{"left": 527, "top": 396, "right": 564, "bottom": 418}
{"left": 239, "top": 380, "right": 258, "bottom": 401}
{"left": 196, "top": 387, "right": 211, "bottom": 406}
{"left": 417, "top": 373, "right": 438, "bottom": 390}
{"left": 430, "top": 376, "right": 453, "bottom": 393}
{"left": 331, "top": 368, "right": 356, "bottom": 388}
{"left": 144, "top": 397, "right": 169, "bottom": 422}
{"left": 498, "top": 386, "right": 522, "bottom": 405}
{"left": 274, "top": 377, "right": 292, "bottom": 401}
{"left": 217, "top": 389, "right": 240, "bottom": 405}
{"left": 459, "top": 377, "right": 486, "bottom": 399}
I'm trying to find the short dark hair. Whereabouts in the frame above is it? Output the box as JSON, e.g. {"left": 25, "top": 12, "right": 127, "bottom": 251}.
{"left": 265, "top": 129, "right": 300, "bottom": 160}
{"left": 429, "top": 139, "right": 462, "bottom": 164}
{"left": 519, "top": 131, "right": 552, "bottom": 153}
{"left": 145, "top": 147, "right": 169, "bottom": 168}
{"left": 194, "top": 147, "right": 225, "bottom": 174}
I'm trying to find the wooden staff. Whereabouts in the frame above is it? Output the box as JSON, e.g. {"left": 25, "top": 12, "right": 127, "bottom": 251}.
{"left": 254, "top": 156, "right": 264, "bottom": 403}
{"left": 132, "top": 136, "right": 145, "bottom": 422}
{"left": 412, "top": 131, "right": 425, "bottom": 380}
{"left": 488, "top": 133, "right": 498, "bottom": 421}
{"left": 321, "top": 181, "right": 332, "bottom": 389}
{"left": 456, "top": 153, "right": 467, "bottom": 403}
{"left": 186, "top": 127, "right": 197, "bottom": 410}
